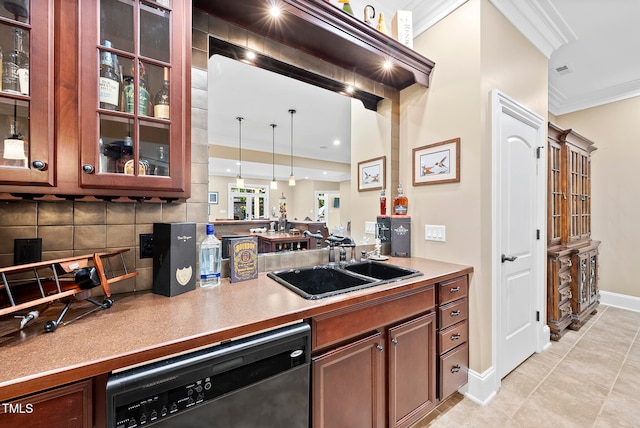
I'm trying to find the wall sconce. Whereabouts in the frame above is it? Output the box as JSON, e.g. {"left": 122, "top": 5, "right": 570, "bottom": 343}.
{"left": 288, "top": 109, "right": 296, "bottom": 186}
{"left": 236, "top": 116, "right": 244, "bottom": 188}
{"left": 270, "top": 123, "right": 278, "bottom": 190}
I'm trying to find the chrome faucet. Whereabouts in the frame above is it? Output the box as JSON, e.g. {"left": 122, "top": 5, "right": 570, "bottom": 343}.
{"left": 326, "top": 235, "right": 356, "bottom": 264}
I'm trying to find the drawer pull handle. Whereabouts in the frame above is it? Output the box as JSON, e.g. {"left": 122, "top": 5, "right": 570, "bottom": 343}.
{"left": 376, "top": 345, "right": 384, "bottom": 352}
{"left": 391, "top": 338, "right": 398, "bottom": 346}
{"left": 450, "top": 310, "right": 461, "bottom": 317}
{"left": 450, "top": 333, "right": 461, "bottom": 341}
{"left": 450, "top": 286, "right": 461, "bottom": 293}
{"left": 451, "top": 365, "right": 461, "bottom": 373}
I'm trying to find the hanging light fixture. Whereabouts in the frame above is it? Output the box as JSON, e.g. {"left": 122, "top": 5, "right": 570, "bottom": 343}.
{"left": 3, "top": 101, "right": 27, "bottom": 167}
{"left": 270, "top": 123, "right": 278, "bottom": 190}
{"left": 288, "top": 109, "right": 296, "bottom": 186}
{"left": 236, "top": 116, "right": 244, "bottom": 188}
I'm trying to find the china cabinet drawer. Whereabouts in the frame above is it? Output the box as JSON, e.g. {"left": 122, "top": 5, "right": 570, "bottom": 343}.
{"left": 439, "top": 342, "right": 468, "bottom": 400}
{"left": 438, "top": 320, "right": 468, "bottom": 355}
{"left": 438, "top": 298, "right": 468, "bottom": 330}
{"left": 438, "top": 276, "right": 468, "bottom": 305}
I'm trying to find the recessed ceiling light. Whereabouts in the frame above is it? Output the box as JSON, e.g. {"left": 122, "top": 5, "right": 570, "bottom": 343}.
{"left": 322, "top": 171, "right": 327, "bottom": 174}
{"left": 333, "top": 139, "right": 340, "bottom": 146}
{"left": 246, "top": 51, "right": 256, "bottom": 60}
{"left": 269, "top": 5, "right": 281, "bottom": 17}
{"left": 346, "top": 85, "right": 355, "bottom": 94}
{"left": 383, "top": 60, "right": 393, "bottom": 71}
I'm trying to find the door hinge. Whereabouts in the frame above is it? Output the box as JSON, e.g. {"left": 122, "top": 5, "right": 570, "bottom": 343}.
{"left": 536, "top": 146, "right": 544, "bottom": 159}
{"left": 536, "top": 311, "right": 540, "bottom": 322}
{"left": 536, "top": 229, "right": 540, "bottom": 240}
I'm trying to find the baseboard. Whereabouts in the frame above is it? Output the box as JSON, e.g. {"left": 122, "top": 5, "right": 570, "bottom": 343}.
{"left": 600, "top": 291, "right": 640, "bottom": 313}
{"left": 460, "top": 366, "right": 498, "bottom": 405}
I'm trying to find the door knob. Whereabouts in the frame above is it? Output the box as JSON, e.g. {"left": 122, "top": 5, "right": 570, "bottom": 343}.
{"left": 501, "top": 254, "right": 518, "bottom": 263}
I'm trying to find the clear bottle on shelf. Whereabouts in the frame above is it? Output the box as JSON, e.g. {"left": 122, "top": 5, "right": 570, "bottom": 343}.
{"left": 200, "top": 224, "right": 221, "bottom": 287}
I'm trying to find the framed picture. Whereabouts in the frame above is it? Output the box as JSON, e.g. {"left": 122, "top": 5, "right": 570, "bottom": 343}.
{"left": 412, "top": 138, "right": 460, "bottom": 185}
{"left": 357, "top": 156, "right": 385, "bottom": 192}
{"left": 208, "top": 192, "right": 219, "bottom": 204}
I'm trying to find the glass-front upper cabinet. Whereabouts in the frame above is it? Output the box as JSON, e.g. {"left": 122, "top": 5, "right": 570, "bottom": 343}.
{"left": 79, "top": 0, "right": 190, "bottom": 195}
{"left": 0, "top": 0, "right": 54, "bottom": 186}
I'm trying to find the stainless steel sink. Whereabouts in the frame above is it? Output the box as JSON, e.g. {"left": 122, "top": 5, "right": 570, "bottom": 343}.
{"left": 268, "top": 261, "right": 422, "bottom": 300}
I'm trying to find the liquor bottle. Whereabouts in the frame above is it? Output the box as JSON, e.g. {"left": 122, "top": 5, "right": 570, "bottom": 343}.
{"left": 122, "top": 76, "right": 134, "bottom": 113}
{"left": 379, "top": 189, "right": 386, "bottom": 216}
{"left": 200, "top": 224, "right": 221, "bottom": 287}
{"left": 138, "top": 61, "right": 151, "bottom": 116}
{"left": 111, "top": 53, "right": 122, "bottom": 110}
{"left": 99, "top": 40, "right": 120, "bottom": 110}
{"left": 392, "top": 183, "right": 408, "bottom": 215}
{"left": 154, "top": 67, "right": 170, "bottom": 119}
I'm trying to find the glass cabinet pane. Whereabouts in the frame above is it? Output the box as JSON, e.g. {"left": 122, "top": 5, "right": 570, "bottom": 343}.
{"left": 0, "top": 23, "right": 29, "bottom": 95}
{"left": 0, "top": 1, "right": 29, "bottom": 22}
{"left": 100, "top": 0, "right": 134, "bottom": 54}
{"left": 140, "top": 122, "right": 169, "bottom": 176}
{"left": 99, "top": 115, "right": 135, "bottom": 174}
{"left": 0, "top": 98, "right": 28, "bottom": 167}
{"left": 140, "top": 1, "right": 170, "bottom": 63}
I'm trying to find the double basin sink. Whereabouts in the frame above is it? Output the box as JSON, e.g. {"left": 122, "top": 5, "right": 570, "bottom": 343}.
{"left": 268, "top": 260, "right": 423, "bottom": 300}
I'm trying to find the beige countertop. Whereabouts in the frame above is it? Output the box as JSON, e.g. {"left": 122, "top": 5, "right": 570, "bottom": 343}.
{"left": 0, "top": 257, "right": 472, "bottom": 402}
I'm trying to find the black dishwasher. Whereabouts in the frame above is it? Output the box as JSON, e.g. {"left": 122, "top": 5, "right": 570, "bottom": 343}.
{"left": 106, "top": 323, "right": 310, "bottom": 428}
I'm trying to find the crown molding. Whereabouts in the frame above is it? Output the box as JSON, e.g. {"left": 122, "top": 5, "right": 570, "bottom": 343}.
{"left": 549, "top": 79, "right": 640, "bottom": 116}
{"left": 489, "top": 0, "right": 576, "bottom": 58}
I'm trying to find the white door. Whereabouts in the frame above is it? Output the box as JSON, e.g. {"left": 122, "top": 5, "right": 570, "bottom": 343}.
{"left": 494, "top": 92, "right": 544, "bottom": 379}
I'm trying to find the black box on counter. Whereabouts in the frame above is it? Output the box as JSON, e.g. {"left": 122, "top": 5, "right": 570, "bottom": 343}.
{"left": 153, "top": 222, "right": 197, "bottom": 297}
{"left": 377, "top": 216, "right": 411, "bottom": 257}
{"left": 229, "top": 236, "right": 258, "bottom": 283}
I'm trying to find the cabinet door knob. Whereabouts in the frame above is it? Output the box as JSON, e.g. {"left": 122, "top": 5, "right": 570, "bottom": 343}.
{"left": 376, "top": 345, "right": 384, "bottom": 352}
{"left": 450, "top": 286, "right": 460, "bottom": 293}
{"left": 82, "top": 164, "right": 95, "bottom": 174}
{"left": 450, "top": 310, "right": 461, "bottom": 317}
{"left": 391, "top": 338, "right": 398, "bottom": 346}
{"left": 450, "top": 333, "right": 461, "bottom": 341}
{"left": 31, "top": 160, "right": 46, "bottom": 170}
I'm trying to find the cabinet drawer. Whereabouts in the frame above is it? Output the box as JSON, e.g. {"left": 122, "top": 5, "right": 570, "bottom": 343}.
{"left": 439, "top": 342, "right": 468, "bottom": 400}
{"left": 438, "top": 276, "right": 468, "bottom": 305}
{"left": 438, "top": 298, "right": 468, "bottom": 330}
{"left": 312, "top": 286, "right": 435, "bottom": 351}
{"left": 438, "top": 320, "right": 468, "bottom": 355}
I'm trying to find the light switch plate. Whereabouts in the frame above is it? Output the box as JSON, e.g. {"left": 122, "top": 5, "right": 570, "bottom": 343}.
{"left": 365, "top": 221, "right": 377, "bottom": 234}
{"left": 425, "top": 225, "right": 446, "bottom": 242}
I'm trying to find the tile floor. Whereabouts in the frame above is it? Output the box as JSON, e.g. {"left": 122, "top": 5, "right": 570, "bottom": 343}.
{"left": 413, "top": 305, "right": 640, "bottom": 427}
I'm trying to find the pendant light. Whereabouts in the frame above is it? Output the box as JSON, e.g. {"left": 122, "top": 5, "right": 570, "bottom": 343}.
{"left": 270, "top": 123, "right": 278, "bottom": 190}
{"left": 3, "top": 101, "right": 27, "bottom": 167}
{"left": 288, "top": 109, "right": 296, "bottom": 186}
{"left": 236, "top": 116, "right": 244, "bottom": 188}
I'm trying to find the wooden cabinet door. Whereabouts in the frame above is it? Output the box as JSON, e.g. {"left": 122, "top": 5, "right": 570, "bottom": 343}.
{"left": 312, "top": 332, "right": 385, "bottom": 428}
{"left": 0, "top": 0, "right": 55, "bottom": 186}
{"left": 77, "top": 0, "right": 191, "bottom": 197}
{"left": 0, "top": 379, "right": 92, "bottom": 428}
{"left": 388, "top": 312, "right": 436, "bottom": 428}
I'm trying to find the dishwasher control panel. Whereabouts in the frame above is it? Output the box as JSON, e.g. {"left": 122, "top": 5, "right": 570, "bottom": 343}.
{"left": 106, "top": 323, "right": 311, "bottom": 428}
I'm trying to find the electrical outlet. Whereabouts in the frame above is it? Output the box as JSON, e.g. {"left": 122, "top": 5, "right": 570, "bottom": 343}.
{"left": 424, "top": 225, "right": 446, "bottom": 242}
{"left": 140, "top": 234, "right": 154, "bottom": 259}
{"left": 365, "top": 221, "right": 377, "bottom": 234}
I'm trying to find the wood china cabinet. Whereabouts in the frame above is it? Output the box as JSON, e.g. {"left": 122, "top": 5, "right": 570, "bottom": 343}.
{"left": 547, "top": 122, "right": 600, "bottom": 340}
{"left": 0, "top": 0, "right": 191, "bottom": 201}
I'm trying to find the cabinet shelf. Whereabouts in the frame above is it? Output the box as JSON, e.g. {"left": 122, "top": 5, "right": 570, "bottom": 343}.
{"left": 194, "top": 0, "right": 434, "bottom": 91}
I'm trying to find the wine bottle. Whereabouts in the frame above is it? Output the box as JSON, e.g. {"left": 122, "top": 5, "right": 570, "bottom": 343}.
{"left": 153, "top": 67, "right": 170, "bottom": 119}
{"left": 99, "top": 40, "right": 120, "bottom": 110}
{"left": 138, "top": 61, "right": 151, "bottom": 116}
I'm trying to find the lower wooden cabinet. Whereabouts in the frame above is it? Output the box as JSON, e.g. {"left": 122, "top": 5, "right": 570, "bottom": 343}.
{"left": 312, "top": 332, "right": 386, "bottom": 428}
{"left": 312, "top": 311, "right": 437, "bottom": 428}
{"left": 0, "top": 379, "right": 92, "bottom": 428}
{"left": 388, "top": 313, "right": 437, "bottom": 428}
